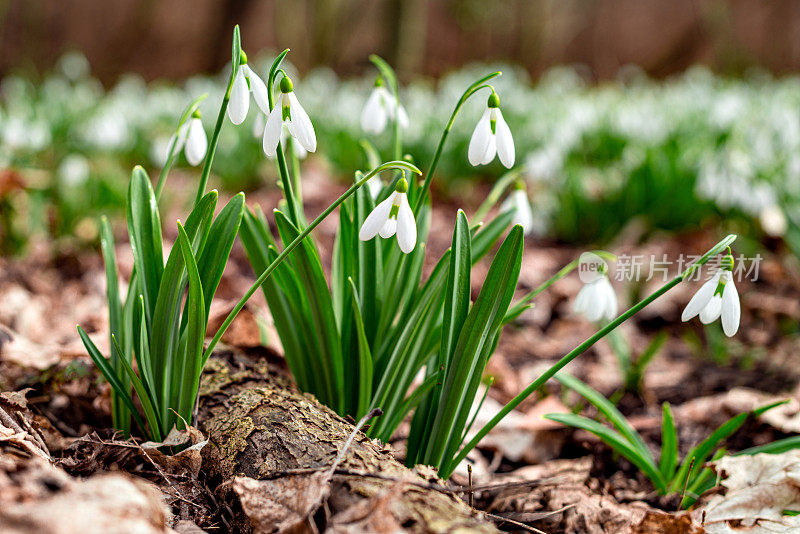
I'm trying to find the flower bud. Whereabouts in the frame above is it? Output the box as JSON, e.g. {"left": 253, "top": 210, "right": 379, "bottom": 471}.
{"left": 487, "top": 91, "right": 500, "bottom": 108}
{"left": 395, "top": 177, "right": 409, "bottom": 193}
{"left": 280, "top": 76, "right": 294, "bottom": 94}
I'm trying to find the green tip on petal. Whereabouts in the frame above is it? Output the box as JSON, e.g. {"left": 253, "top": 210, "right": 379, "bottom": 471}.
{"left": 240, "top": 50, "right": 248, "bottom": 64}
{"left": 280, "top": 76, "right": 294, "bottom": 93}
{"left": 395, "top": 177, "right": 408, "bottom": 193}
{"left": 487, "top": 91, "right": 500, "bottom": 108}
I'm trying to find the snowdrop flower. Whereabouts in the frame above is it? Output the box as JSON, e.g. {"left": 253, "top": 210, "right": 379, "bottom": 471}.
{"left": 468, "top": 91, "right": 515, "bottom": 168}
{"left": 573, "top": 255, "right": 617, "bottom": 322}
{"left": 681, "top": 254, "right": 740, "bottom": 337}
{"left": 759, "top": 205, "right": 787, "bottom": 237}
{"left": 263, "top": 76, "right": 317, "bottom": 158}
{"left": 359, "top": 177, "right": 416, "bottom": 253}
{"left": 500, "top": 183, "right": 534, "bottom": 235}
{"left": 228, "top": 52, "right": 269, "bottom": 125}
{"left": 361, "top": 77, "right": 409, "bottom": 134}
{"left": 255, "top": 114, "right": 307, "bottom": 160}
{"left": 170, "top": 111, "right": 208, "bottom": 166}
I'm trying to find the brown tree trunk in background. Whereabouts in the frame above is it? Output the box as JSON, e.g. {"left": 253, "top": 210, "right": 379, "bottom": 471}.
{"left": 197, "top": 350, "right": 497, "bottom": 533}
{"left": 393, "top": 0, "right": 428, "bottom": 79}
{"left": 209, "top": 0, "right": 256, "bottom": 70}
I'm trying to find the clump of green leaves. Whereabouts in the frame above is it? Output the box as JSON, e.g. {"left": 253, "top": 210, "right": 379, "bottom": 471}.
{"left": 547, "top": 373, "right": 788, "bottom": 507}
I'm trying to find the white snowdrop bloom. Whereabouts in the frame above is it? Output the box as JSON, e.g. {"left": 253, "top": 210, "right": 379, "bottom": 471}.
{"left": 260, "top": 121, "right": 308, "bottom": 161}
{"left": 573, "top": 275, "right": 617, "bottom": 322}
{"left": 359, "top": 177, "right": 416, "bottom": 254}
{"left": 500, "top": 187, "right": 534, "bottom": 235}
{"left": 360, "top": 77, "right": 409, "bottom": 134}
{"left": 263, "top": 76, "right": 317, "bottom": 158}
{"left": 759, "top": 204, "right": 787, "bottom": 237}
{"left": 227, "top": 54, "right": 270, "bottom": 125}
{"left": 681, "top": 256, "right": 740, "bottom": 337}
{"left": 468, "top": 91, "right": 515, "bottom": 168}
{"left": 170, "top": 113, "right": 208, "bottom": 166}
{"left": 57, "top": 154, "right": 90, "bottom": 187}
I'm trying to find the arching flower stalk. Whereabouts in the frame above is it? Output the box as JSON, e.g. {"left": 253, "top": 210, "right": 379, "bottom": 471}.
{"left": 228, "top": 51, "right": 270, "bottom": 125}
{"left": 682, "top": 252, "right": 740, "bottom": 336}
{"left": 361, "top": 76, "right": 409, "bottom": 134}
{"left": 262, "top": 76, "right": 317, "bottom": 158}
{"left": 468, "top": 90, "right": 515, "bottom": 168}
{"left": 359, "top": 176, "right": 416, "bottom": 253}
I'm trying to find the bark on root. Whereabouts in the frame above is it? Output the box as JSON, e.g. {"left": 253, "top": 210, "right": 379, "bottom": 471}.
{"left": 198, "top": 349, "right": 497, "bottom": 533}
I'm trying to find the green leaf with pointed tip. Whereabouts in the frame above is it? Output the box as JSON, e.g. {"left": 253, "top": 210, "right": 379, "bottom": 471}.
{"left": 556, "top": 373, "right": 654, "bottom": 465}
{"left": 424, "top": 226, "right": 523, "bottom": 469}
{"left": 345, "top": 278, "right": 373, "bottom": 418}
{"left": 545, "top": 413, "right": 666, "bottom": 493}
{"left": 660, "top": 402, "right": 678, "bottom": 482}
{"left": 127, "top": 166, "right": 163, "bottom": 324}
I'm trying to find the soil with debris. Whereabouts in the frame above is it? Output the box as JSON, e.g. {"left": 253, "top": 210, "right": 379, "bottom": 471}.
{"left": 1, "top": 169, "right": 800, "bottom": 533}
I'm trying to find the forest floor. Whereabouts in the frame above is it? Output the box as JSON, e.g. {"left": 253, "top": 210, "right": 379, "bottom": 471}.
{"left": 2, "top": 170, "right": 800, "bottom": 533}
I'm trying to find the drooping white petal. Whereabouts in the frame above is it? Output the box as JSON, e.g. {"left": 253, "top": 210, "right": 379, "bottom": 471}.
{"left": 395, "top": 102, "right": 409, "bottom": 129}
{"left": 252, "top": 112, "right": 266, "bottom": 139}
{"left": 359, "top": 193, "right": 395, "bottom": 241}
{"left": 262, "top": 95, "right": 284, "bottom": 157}
{"left": 699, "top": 295, "right": 722, "bottom": 324}
{"left": 720, "top": 274, "right": 740, "bottom": 337}
{"left": 361, "top": 88, "right": 388, "bottom": 134}
{"left": 480, "top": 134, "right": 497, "bottom": 165}
{"left": 184, "top": 117, "right": 208, "bottom": 166}
{"left": 468, "top": 109, "right": 492, "bottom": 166}
{"left": 379, "top": 217, "right": 398, "bottom": 239}
{"left": 600, "top": 278, "right": 617, "bottom": 319}
{"left": 365, "top": 175, "right": 382, "bottom": 199}
{"left": 572, "top": 283, "right": 591, "bottom": 315}
{"left": 228, "top": 67, "right": 250, "bottom": 125}
{"left": 494, "top": 109, "right": 515, "bottom": 168}
{"left": 501, "top": 189, "right": 534, "bottom": 235}
{"left": 168, "top": 122, "right": 189, "bottom": 159}
{"left": 395, "top": 194, "right": 416, "bottom": 254}
{"left": 582, "top": 282, "right": 605, "bottom": 322}
{"left": 286, "top": 92, "right": 316, "bottom": 152}
{"left": 681, "top": 272, "right": 721, "bottom": 321}
{"left": 245, "top": 66, "right": 270, "bottom": 115}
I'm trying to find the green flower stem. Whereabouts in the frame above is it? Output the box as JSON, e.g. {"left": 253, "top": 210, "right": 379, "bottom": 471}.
{"left": 203, "top": 160, "right": 422, "bottom": 361}
{"left": 266, "top": 50, "right": 300, "bottom": 226}
{"left": 413, "top": 72, "right": 501, "bottom": 215}
{"left": 193, "top": 25, "right": 242, "bottom": 205}
{"left": 442, "top": 234, "right": 737, "bottom": 478}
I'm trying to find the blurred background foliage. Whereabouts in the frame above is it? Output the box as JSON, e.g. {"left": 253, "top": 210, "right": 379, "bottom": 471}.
{"left": 2, "top": 0, "right": 800, "bottom": 255}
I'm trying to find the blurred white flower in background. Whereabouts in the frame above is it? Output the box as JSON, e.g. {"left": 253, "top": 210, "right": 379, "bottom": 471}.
{"left": 361, "top": 78, "right": 409, "bottom": 134}
{"left": 500, "top": 186, "right": 534, "bottom": 235}
{"left": 57, "top": 154, "right": 90, "bottom": 187}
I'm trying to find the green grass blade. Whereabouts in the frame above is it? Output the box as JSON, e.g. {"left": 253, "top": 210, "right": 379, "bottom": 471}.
{"left": 671, "top": 399, "right": 788, "bottom": 492}
{"left": 346, "top": 278, "right": 373, "bottom": 418}
{"left": 546, "top": 413, "right": 666, "bottom": 492}
{"left": 151, "top": 190, "right": 217, "bottom": 410}
{"left": 470, "top": 208, "right": 515, "bottom": 262}
{"left": 127, "top": 166, "right": 164, "bottom": 325}
{"left": 176, "top": 223, "right": 206, "bottom": 426}
{"left": 196, "top": 192, "right": 245, "bottom": 319}
{"left": 274, "top": 210, "right": 343, "bottom": 412}
{"left": 659, "top": 402, "right": 678, "bottom": 482}
{"left": 556, "top": 373, "right": 654, "bottom": 465}
{"left": 736, "top": 436, "right": 800, "bottom": 456}
{"left": 111, "top": 335, "right": 163, "bottom": 441}
{"left": 77, "top": 326, "right": 147, "bottom": 436}
{"left": 424, "top": 226, "right": 523, "bottom": 469}
{"left": 440, "top": 210, "right": 471, "bottom": 374}
{"left": 99, "top": 216, "right": 129, "bottom": 434}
